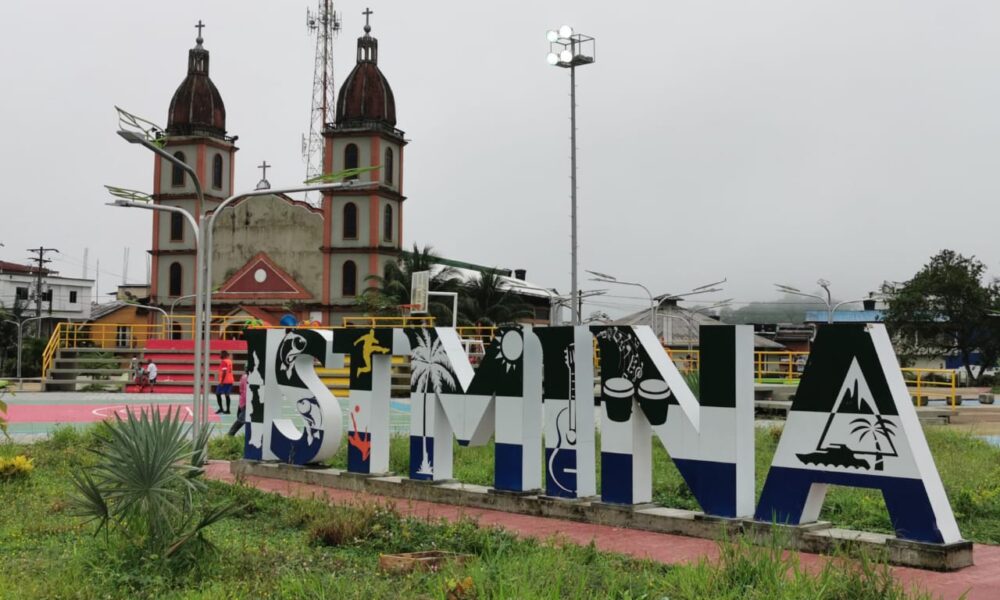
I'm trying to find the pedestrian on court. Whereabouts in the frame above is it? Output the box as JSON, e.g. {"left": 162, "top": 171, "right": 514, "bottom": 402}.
{"left": 227, "top": 370, "right": 249, "bottom": 437}
{"left": 141, "top": 358, "right": 158, "bottom": 393}
{"left": 215, "top": 350, "right": 235, "bottom": 414}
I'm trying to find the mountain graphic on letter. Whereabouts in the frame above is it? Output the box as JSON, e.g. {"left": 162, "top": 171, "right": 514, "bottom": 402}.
{"left": 797, "top": 358, "right": 899, "bottom": 471}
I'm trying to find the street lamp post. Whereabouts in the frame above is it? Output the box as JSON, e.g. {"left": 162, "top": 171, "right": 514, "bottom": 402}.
{"left": 547, "top": 26, "right": 596, "bottom": 325}
{"left": 198, "top": 180, "right": 378, "bottom": 424}
{"left": 774, "top": 280, "right": 868, "bottom": 324}
{"left": 587, "top": 270, "right": 656, "bottom": 330}
{"left": 115, "top": 107, "right": 381, "bottom": 428}
{"left": 665, "top": 300, "right": 733, "bottom": 351}
{"left": 1, "top": 316, "right": 43, "bottom": 380}
{"left": 106, "top": 187, "right": 206, "bottom": 429}
{"left": 114, "top": 109, "right": 210, "bottom": 431}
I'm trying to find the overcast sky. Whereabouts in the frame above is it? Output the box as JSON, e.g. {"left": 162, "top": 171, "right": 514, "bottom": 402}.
{"left": 3, "top": 1, "right": 1000, "bottom": 316}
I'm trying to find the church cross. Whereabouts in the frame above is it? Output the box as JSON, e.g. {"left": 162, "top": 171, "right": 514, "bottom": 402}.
{"left": 363, "top": 7, "right": 373, "bottom": 28}
{"left": 195, "top": 20, "right": 206, "bottom": 38}
{"left": 258, "top": 160, "right": 270, "bottom": 180}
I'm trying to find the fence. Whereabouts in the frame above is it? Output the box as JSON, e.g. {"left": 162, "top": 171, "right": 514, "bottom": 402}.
{"left": 901, "top": 368, "right": 958, "bottom": 409}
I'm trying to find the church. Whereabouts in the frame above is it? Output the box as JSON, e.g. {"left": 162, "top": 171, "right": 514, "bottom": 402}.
{"left": 149, "top": 18, "right": 413, "bottom": 332}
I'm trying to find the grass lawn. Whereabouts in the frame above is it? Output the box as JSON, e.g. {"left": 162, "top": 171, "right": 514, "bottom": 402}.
{"left": 0, "top": 425, "right": 943, "bottom": 599}
{"left": 208, "top": 423, "right": 1000, "bottom": 544}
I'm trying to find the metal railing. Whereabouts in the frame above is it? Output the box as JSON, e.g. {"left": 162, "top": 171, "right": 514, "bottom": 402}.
{"left": 901, "top": 368, "right": 958, "bottom": 409}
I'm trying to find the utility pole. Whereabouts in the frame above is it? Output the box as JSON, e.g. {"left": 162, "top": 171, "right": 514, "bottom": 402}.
{"left": 26, "top": 247, "right": 59, "bottom": 337}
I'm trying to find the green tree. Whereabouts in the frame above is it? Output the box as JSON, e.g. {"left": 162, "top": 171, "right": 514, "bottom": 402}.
{"left": 362, "top": 244, "right": 461, "bottom": 324}
{"left": 457, "top": 268, "right": 534, "bottom": 326}
{"left": 883, "top": 250, "right": 1000, "bottom": 384}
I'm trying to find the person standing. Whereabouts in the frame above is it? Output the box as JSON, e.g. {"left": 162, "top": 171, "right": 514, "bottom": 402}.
{"left": 143, "top": 359, "right": 158, "bottom": 393}
{"left": 215, "top": 350, "right": 235, "bottom": 414}
{"left": 227, "top": 370, "right": 249, "bottom": 437}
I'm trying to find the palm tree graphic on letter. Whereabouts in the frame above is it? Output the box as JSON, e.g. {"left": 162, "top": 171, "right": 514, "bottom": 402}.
{"left": 850, "top": 416, "right": 897, "bottom": 471}
{"left": 411, "top": 330, "right": 456, "bottom": 476}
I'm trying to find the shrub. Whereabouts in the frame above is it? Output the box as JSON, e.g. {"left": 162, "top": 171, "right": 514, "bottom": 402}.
{"left": 0, "top": 379, "right": 11, "bottom": 438}
{"left": 70, "top": 407, "right": 239, "bottom": 562}
{"left": 207, "top": 433, "right": 244, "bottom": 460}
{"left": 0, "top": 455, "right": 33, "bottom": 480}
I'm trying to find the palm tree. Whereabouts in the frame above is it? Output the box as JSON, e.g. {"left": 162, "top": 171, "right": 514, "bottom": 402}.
{"left": 362, "top": 244, "right": 461, "bottom": 322}
{"left": 457, "top": 268, "right": 534, "bottom": 327}
{"left": 410, "top": 329, "right": 456, "bottom": 476}
{"left": 850, "top": 416, "right": 897, "bottom": 471}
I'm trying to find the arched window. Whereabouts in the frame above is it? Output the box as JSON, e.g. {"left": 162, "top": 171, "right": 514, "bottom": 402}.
{"left": 384, "top": 147, "right": 394, "bottom": 185}
{"left": 212, "top": 154, "right": 224, "bottom": 189}
{"left": 343, "top": 202, "right": 358, "bottom": 239}
{"left": 342, "top": 260, "right": 357, "bottom": 297}
{"left": 171, "top": 152, "right": 186, "bottom": 187}
{"left": 169, "top": 212, "right": 184, "bottom": 241}
{"left": 344, "top": 143, "right": 359, "bottom": 179}
{"left": 383, "top": 204, "right": 393, "bottom": 242}
{"left": 168, "top": 262, "right": 183, "bottom": 296}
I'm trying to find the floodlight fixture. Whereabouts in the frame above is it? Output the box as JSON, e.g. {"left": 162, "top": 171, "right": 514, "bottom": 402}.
{"left": 546, "top": 30, "right": 559, "bottom": 42}
{"left": 546, "top": 52, "right": 559, "bottom": 65}
{"left": 304, "top": 165, "right": 381, "bottom": 184}
{"left": 104, "top": 185, "right": 153, "bottom": 203}
{"left": 692, "top": 278, "right": 727, "bottom": 292}
{"left": 559, "top": 25, "right": 573, "bottom": 38}
{"left": 115, "top": 106, "right": 165, "bottom": 147}
{"left": 586, "top": 269, "right": 616, "bottom": 281}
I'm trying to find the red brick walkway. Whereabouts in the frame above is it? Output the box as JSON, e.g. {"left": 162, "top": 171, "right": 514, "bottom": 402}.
{"left": 205, "top": 462, "right": 1000, "bottom": 600}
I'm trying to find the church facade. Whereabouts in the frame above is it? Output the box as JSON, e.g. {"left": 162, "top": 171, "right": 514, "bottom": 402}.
{"left": 149, "top": 21, "right": 405, "bottom": 331}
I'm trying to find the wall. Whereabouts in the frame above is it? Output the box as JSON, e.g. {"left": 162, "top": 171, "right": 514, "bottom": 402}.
{"left": 0, "top": 273, "right": 93, "bottom": 319}
{"left": 212, "top": 194, "right": 324, "bottom": 301}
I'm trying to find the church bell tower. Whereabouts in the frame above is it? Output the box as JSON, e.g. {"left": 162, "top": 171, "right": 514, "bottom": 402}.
{"left": 321, "top": 9, "right": 406, "bottom": 319}
{"left": 150, "top": 22, "right": 238, "bottom": 323}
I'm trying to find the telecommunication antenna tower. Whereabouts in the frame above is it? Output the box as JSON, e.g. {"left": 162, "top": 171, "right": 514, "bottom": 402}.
{"left": 303, "top": 0, "right": 341, "bottom": 204}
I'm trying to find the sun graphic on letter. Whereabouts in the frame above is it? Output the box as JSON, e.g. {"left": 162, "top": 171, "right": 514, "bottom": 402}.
{"left": 495, "top": 330, "right": 523, "bottom": 373}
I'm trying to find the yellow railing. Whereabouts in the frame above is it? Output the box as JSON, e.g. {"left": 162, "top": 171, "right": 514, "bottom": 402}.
{"left": 901, "top": 368, "right": 958, "bottom": 409}
{"left": 342, "top": 315, "right": 435, "bottom": 328}
{"left": 40, "top": 322, "right": 65, "bottom": 378}
{"left": 666, "top": 349, "right": 701, "bottom": 374}
{"left": 664, "top": 349, "right": 812, "bottom": 383}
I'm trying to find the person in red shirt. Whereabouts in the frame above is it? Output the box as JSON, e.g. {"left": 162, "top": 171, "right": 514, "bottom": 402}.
{"left": 215, "top": 350, "right": 235, "bottom": 414}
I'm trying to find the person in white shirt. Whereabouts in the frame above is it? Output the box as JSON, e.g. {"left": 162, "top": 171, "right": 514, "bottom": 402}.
{"left": 143, "top": 359, "right": 158, "bottom": 393}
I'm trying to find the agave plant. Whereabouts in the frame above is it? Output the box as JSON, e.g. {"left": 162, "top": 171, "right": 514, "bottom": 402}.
{"left": 70, "top": 407, "right": 238, "bottom": 559}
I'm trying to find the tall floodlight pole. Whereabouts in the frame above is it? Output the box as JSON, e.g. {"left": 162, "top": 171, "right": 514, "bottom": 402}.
{"left": 547, "top": 26, "right": 595, "bottom": 325}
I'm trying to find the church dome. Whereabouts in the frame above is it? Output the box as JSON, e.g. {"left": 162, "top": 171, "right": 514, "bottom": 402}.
{"left": 167, "top": 30, "right": 226, "bottom": 137}
{"left": 335, "top": 22, "right": 396, "bottom": 127}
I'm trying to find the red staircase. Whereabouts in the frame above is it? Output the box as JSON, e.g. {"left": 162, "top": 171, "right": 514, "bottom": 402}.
{"left": 125, "top": 339, "right": 247, "bottom": 394}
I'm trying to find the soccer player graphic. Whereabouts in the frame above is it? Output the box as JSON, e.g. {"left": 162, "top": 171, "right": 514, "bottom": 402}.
{"left": 354, "top": 328, "right": 390, "bottom": 376}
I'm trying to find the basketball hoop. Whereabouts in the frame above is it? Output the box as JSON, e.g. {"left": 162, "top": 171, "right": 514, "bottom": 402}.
{"left": 397, "top": 303, "right": 419, "bottom": 316}
{"left": 410, "top": 271, "right": 430, "bottom": 314}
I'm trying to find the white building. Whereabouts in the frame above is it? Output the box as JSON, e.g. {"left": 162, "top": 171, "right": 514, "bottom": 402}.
{"left": 0, "top": 260, "right": 94, "bottom": 337}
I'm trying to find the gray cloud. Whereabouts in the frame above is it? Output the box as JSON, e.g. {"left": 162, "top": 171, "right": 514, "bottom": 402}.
{"left": 2, "top": 0, "right": 998, "bottom": 315}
